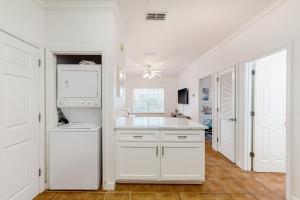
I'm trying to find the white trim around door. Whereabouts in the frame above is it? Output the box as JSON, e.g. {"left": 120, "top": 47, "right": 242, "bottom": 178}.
{"left": 45, "top": 47, "right": 109, "bottom": 190}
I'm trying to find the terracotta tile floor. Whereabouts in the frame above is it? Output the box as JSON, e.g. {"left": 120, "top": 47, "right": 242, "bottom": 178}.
{"left": 35, "top": 140, "right": 286, "bottom": 200}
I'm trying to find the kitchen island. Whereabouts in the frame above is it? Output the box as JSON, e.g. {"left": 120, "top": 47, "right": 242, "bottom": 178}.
{"left": 115, "top": 117, "right": 207, "bottom": 184}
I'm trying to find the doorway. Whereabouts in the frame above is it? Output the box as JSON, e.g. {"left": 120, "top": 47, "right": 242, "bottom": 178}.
{"left": 199, "top": 75, "right": 213, "bottom": 144}
{"left": 248, "top": 49, "right": 287, "bottom": 173}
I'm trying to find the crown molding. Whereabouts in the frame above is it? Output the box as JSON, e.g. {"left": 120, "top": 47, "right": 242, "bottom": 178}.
{"left": 189, "top": 0, "right": 286, "bottom": 66}
{"left": 33, "top": 0, "right": 118, "bottom": 11}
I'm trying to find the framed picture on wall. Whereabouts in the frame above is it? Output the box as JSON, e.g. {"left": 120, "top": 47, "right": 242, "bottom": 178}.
{"left": 202, "top": 88, "right": 209, "bottom": 101}
{"left": 118, "top": 68, "right": 125, "bottom": 97}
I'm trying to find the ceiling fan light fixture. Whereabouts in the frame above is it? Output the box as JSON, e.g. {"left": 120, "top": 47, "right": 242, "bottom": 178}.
{"left": 143, "top": 73, "right": 149, "bottom": 78}
{"left": 142, "top": 65, "right": 161, "bottom": 79}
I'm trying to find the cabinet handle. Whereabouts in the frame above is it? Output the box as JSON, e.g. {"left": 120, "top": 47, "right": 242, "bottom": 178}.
{"left": 228, "top": 118, "right": 236, "bottom": 122}
{"left": 162, "top": 146, "right": 164, "bottom": 156}
{"left": 133, "top": 135, "right": 143, "bottom": 139}
{"left": 177, "top": 135, "right": 188, "bottom": 139}
{"left": 156, "top": 146, "right": 158, "bottom": 156}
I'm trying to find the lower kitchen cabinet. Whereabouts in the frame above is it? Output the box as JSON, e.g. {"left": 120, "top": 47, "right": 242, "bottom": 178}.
{"left": 160, "top": 143, "right": 204, "bottom": 181}
{"left": 115, "top": 129, "right": 205, "bottom": 183}
{"left": 116, "top": 142, "right": 160, "bottom": 181}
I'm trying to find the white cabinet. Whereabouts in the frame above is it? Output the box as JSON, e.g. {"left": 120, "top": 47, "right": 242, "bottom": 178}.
{"left": 115, "top": 129, "right": 205, "bottom": 183}
{"left": 161, "top": 143, "right": 204, "bottom": 181}
{"left": 116, "top": 142, "right": 160, "bottom": 181}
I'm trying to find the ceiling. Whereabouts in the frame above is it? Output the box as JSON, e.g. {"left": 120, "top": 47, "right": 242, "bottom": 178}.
{"left": 117, "top": 0, "right": 277, "bottom": 75}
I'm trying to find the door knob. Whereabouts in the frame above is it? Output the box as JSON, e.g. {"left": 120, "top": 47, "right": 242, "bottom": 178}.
{"left": 229, "top": 118, "right": 236, "bottom": 122}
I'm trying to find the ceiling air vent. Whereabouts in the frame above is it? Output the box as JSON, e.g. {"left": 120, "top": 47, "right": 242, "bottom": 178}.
{"left": 146, "top": 12, "right": 167, "bottom": 21}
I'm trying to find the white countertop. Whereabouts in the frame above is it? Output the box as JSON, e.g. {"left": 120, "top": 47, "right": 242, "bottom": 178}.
{"left": 115, "top": 117, "right": 207, "bottom": 130}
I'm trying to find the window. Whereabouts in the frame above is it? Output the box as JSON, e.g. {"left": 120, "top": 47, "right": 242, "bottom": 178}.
{"left": 133, "top": 88, "right": 165, "bottom": 113}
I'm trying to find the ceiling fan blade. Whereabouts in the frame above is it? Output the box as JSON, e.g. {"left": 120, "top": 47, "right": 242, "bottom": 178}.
{"left": 152, "top": 72, "right": 161, "bottom": 75}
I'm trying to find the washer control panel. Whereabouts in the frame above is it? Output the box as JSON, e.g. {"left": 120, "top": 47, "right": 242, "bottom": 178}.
{"left": 57, "top": 99, "right": 101, "bottom": 108}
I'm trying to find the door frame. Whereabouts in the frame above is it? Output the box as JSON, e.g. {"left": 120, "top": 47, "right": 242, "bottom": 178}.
{"left": 244, "top": 43, "right": 292, "bottom": 199}
{"left": 0, "top": 29, "right": 45, "bottom": 194}
{"left": 45, "top": 47, "right": 105, "bottom": 189}
{"left": 216, "top": 66, "right": 238, "bottom": 163}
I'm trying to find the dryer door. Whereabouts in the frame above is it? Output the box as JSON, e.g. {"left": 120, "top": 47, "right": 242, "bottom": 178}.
{"left": 58, "top": 66, "right": 100, "bottom": 99}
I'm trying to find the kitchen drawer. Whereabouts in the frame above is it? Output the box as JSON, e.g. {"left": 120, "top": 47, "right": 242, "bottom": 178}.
{"left": 161, "top": 130, "right": 204, "bottom": 142}
{"left": 116, "top": 130, "right": 160, "bottom": 142}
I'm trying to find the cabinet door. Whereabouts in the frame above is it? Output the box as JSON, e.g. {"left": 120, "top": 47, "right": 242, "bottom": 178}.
{"left": 161, "top": 143, "right": 204, "bottom": 181}
{"left": 116, "top": 142, "right": 160, "bottom": 181}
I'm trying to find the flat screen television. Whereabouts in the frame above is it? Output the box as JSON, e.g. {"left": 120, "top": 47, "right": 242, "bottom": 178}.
{"left": 178, "top": 88, "right": 189, "bottom": 104}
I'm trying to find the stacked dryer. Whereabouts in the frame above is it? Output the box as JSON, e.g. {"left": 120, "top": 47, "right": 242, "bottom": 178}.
{"left": 49, "top": 64, "right": 101, "bottom": 190}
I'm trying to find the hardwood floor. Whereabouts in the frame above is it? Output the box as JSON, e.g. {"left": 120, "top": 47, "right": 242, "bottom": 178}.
{"left": 35, "top": 140, "right": 286, "bottom": 200}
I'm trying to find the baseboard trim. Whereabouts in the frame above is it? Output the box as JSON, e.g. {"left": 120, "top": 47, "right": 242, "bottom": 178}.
{"left": 103, "top": 182, "right": 115, "bottom": 191}
{"left": 236, "top": 161, "right": 242, "bottom": 169}
{"left": 116, "top": 180, "right": 204, "bottom": 184}
{"left": 291, "top": 196, "right": 300, "bottom": 200}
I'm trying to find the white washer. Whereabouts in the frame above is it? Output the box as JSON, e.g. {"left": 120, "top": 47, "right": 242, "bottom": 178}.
{"left": 49, "top": 123, "right": 101, "bottom": 190}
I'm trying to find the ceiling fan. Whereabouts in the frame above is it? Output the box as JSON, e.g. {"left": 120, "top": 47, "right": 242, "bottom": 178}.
{"left": 142, "top": 65, "right": 162, "bottom": 79}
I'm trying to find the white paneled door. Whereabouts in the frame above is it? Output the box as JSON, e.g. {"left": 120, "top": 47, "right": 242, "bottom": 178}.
{"left": 218, "top": 67, "right": 236, "bottom": 163}
{"left": 0, "top": 32, "right": 40, "bottom": 200}
{"left": 254, "top": 50, "right": 287, "bottom": 172}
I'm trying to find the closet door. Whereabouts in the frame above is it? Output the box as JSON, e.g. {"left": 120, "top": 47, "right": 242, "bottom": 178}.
{"left": 0, "top": 32, "right": 40, "bottom": 200}
{"left": 218, "top": 67, "right": 236, "bottom": 163}
{"left": 254, "top": 50, "right": 287, "bottom": 172}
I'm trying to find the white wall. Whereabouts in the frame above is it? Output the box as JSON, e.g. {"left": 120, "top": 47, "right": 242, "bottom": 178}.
{"left": 113, "top": 11, "right": 126, "bottom": 118}
{"left": 0, "top": 0, "right": 44, "bottom": 45}
{"left": 177, "top": 0, "right": 300, "bottom": 198}
{"left": 125, "top": 74, "right": 178, "bottom": 116}
{"left": 111, "top": 7, "right": 126, "bottom": 188}
{"left": 45, "top": 10, "right": 113, "bottom": 48}
{"left": 45, "top": 5, "right": 125, "bottom": 190}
